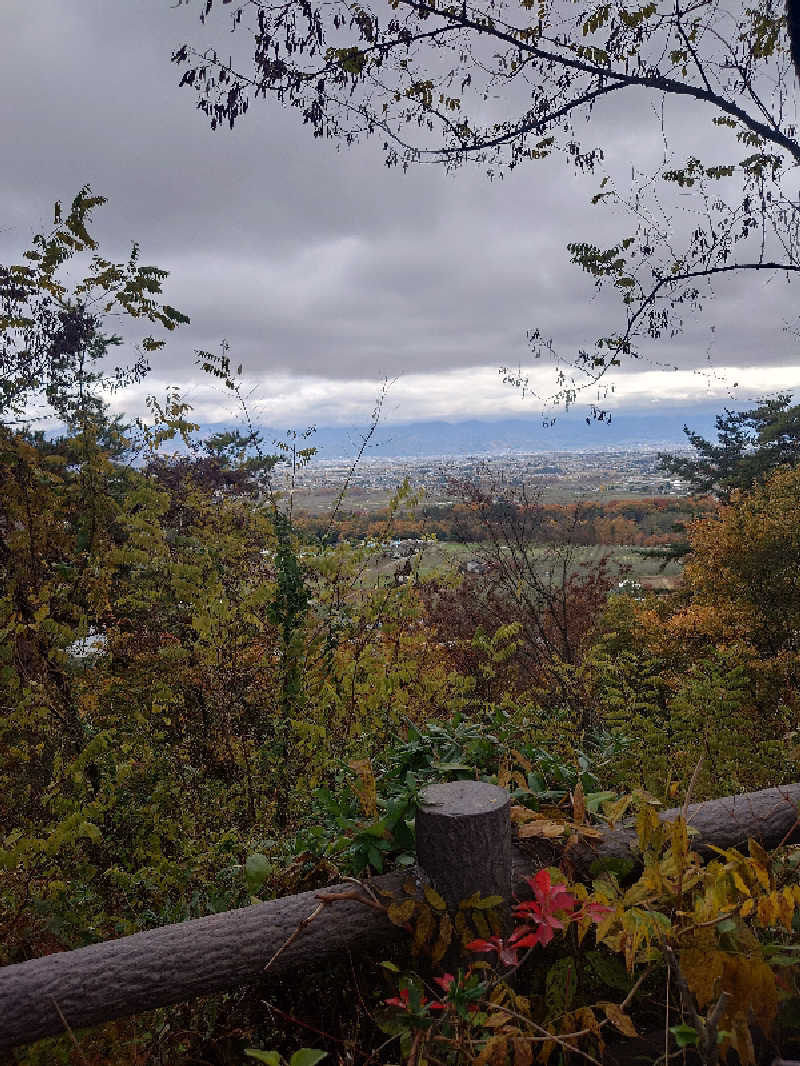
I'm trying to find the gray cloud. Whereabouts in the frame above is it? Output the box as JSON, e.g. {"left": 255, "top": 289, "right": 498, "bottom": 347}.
{"left": 1, "top": 0, "right": 798, "bottom": 427}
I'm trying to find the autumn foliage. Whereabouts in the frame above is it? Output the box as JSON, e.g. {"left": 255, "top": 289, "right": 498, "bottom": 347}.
{"left": 3, "top": 391, "right": 800, "bottom": 1064}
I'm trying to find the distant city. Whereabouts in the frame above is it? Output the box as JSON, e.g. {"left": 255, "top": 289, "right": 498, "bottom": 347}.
{"left": 244, "top": 408, "right": 714, "bottom": 507}
{"left": 278, "top": 448, "right": 693, "bottom": 511}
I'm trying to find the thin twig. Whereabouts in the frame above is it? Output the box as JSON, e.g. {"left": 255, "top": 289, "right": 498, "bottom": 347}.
{"left": 619, "top": 965, "right": 653, "bottom": 1012}
{"left": 665, "top": 962, "right": 670, "bottom": 1066}
{"left": 263, "top": 901, "right": 324, "bottom": 973}
{"left": 48, "top": 995, "right": 91, "bottom": 1066}
{"left": 262, "top": 1000, "right": 349, "bottom": 1046}
{"left": 491, "top": 1004, "right": 603, "bottom": 1066}
{"left": 681, "top": 756, "right": 704, "bottom": 821}
{"left": 314, "top": 888, "right": 387, "bottom": 913}
{"left": 406, "top": 1027, "right": 424, "bottom": 1066}
{"left": 265, "top": 877, "right": 390, "bottom": 973}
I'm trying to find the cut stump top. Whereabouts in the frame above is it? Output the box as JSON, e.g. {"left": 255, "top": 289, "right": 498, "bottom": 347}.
{"left": 419, "top": 780, "right": 510, "bottom": 816}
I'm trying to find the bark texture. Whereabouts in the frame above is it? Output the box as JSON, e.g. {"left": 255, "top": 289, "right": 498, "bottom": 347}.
{"left": 0, "top": 869, "right": 411, "bottom": 1052}
{"left": 1, "top": 837, "right": 531, "bottom": 1052}
{"left": 565, "top": 782, "right": 800, "bottom": 878}
{"left": 416, "top": 780, "right": 512, "bottom": 910}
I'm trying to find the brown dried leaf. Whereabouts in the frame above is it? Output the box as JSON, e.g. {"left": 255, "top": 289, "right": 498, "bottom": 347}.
{"left": 511, "top": 748, "right": 534, "bottom": 773}
{"left": 517, "top": 820, "right": 566, "bottom": 839}
{"left": 573, "top": 780, "right": 586, "bottom": 825}
{"left": 601, "top": 1002, "right": 637, "bottom": 1038}
{"left": 511, "top": 805, "right": 545, "bottom": 824}
{"left": 484, "top": 1011, "right": 512, "bottom": 1028}
{"left": 476, "top": 1035, "right": 508, "bottom": 1066}
{"left": 513, "top": 1037, "right": 533, "bottom": 1066}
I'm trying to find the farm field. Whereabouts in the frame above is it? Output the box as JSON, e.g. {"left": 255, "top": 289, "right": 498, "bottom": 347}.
{"left": 365, "top": 539, "right": 682, "bottom": 590}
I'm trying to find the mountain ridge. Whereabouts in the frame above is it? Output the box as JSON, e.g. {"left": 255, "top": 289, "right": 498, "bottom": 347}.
{"left": 202, "top": 408, "right": 722, "bottom": 459}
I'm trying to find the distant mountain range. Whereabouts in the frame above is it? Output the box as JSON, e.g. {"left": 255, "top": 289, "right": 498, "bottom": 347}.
{"left": 216, "top": 407, "right": 722, "bottom": 460}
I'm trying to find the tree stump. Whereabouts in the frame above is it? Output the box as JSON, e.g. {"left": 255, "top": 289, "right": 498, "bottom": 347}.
{"left": 416, "top": 780, "right": 512, "bottom": 911}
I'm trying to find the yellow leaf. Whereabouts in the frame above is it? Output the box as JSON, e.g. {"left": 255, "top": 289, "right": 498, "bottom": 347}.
{"left": 757, "top": 893, "right": 777, "bottom": 927}
{"left": 748, "top": 838, "right": 770, "bottom": 871}
{"left": 539, "top": 1037, "right": 556, "bottom": 1064}
{"left": 779, "top": 887, "right": 795, "bottom": 930}
{"left": 752, "top": 861, "right": 771, "bottom": 891}
{"left": 348, "top": 759, "right": 376, "bottom": 816}
{"left": 602, "top": 793, "right": 633, "bottom": 829}
{"left": 472, "top": 909, "right": 491, "bottom": 938}
{"left": 424, "top": 885, "right": 447, "bottom": 911}
{"left": 387, "top": 899, "right": 416, "bottom": 926}
{"left": 680, "top": 947, "right": 724, "bottom": 1009}
{"left": 732, "top": 871, "right": 751, "bottom": 897}
{"left": 431, "top": 912, "right": 452, "bottom": 964}
{"left": 740, "top": 898, "right": 755, "bottom": 918}
{"left": 412, "top": 903, "right": 435, "bottom": 953}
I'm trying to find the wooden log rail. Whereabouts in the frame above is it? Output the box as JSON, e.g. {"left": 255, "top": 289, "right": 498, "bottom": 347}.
{"left": 2, "top": 780, "right": 800, "bottom": 1052}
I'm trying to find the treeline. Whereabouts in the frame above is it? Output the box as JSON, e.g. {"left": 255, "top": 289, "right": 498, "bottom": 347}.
{"left": 297, "top": 493, "right": 715, "bottom": 547}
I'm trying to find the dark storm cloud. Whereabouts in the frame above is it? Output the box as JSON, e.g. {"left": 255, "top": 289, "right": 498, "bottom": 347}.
{"left": 1, "top": 0, "right": 798, "bottom": 425}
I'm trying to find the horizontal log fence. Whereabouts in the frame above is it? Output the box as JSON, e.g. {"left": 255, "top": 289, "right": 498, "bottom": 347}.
{"left": 2, "top": 779, "right": 800, "bottom": 1052}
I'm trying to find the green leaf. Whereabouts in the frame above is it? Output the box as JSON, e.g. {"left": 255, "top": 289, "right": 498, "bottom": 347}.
{"left": 245, "top": 853, "right": 270, "bottom": 894}
{"left": 589, "top": 856, "right": 634, "bottom": 880}
{"left": 79, "top": 821, "right": 102, "bottom": 844}
{"left": 585, "top": 791, "right": 617, "bottom": 813}
{"left": 545, "top": 957, "right": 576, "bottom": 1018}
{"left": 245, "top": 1051, "right": 282, "bottom": 1065}
{"left": 670, "top": 1023, "right": 698, "bottom": 1048}
{"left": 585, "top": 951, "right": 633, "bottom": 993}
{"left": 289, "top": 1050, "right": 328, "bottom": 1066}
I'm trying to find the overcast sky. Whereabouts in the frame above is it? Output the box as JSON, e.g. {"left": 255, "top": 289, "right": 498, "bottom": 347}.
{"left": 2, "top": 0, "right": 799, "bottom": 430}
